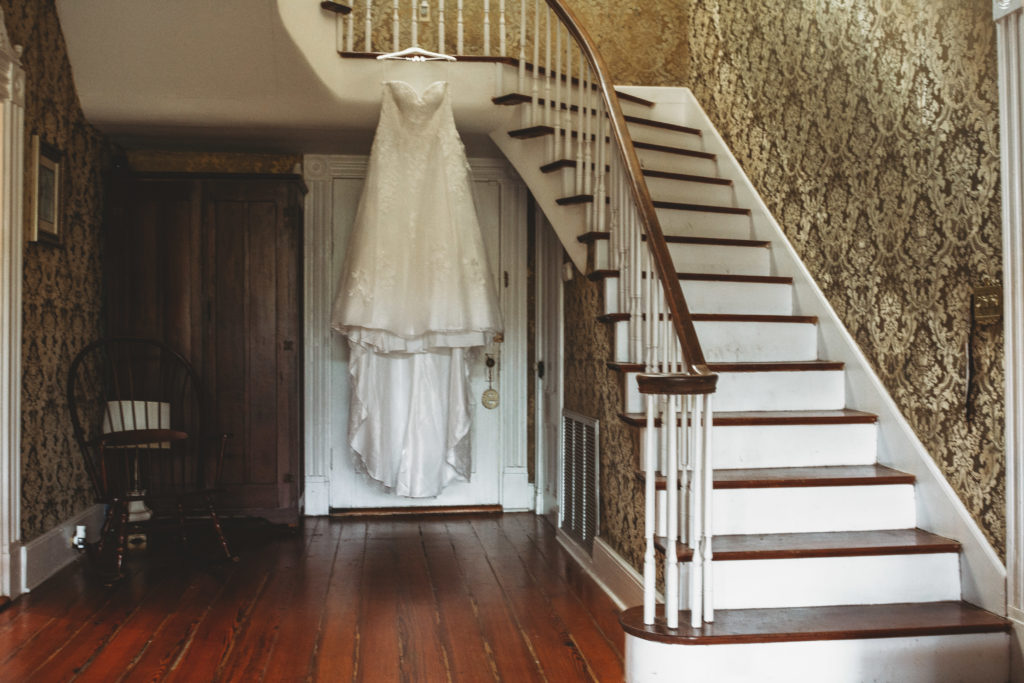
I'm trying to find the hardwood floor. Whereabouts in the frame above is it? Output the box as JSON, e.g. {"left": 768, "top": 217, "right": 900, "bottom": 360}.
{"left": 0, "top": 514, "right": 624, "bottom": 682}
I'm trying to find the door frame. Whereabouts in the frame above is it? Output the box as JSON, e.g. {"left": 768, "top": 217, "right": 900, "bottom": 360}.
{"left": 533, "top": 206, "right": 564, "bottom": 517}
{"left": 0, "top": 9, "right": 25, "bottom": 599}
{"left": 301, "top": 154, "right": 531, "bottom": 514}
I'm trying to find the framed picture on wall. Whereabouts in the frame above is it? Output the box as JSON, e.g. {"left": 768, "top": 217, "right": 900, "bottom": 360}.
{"left": 26, "top": 135, "right": 62, "bottom": 245}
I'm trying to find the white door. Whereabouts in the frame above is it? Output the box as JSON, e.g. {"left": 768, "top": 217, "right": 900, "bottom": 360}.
{"left": 326, "top": 171, "right": 510, "bottom": 509}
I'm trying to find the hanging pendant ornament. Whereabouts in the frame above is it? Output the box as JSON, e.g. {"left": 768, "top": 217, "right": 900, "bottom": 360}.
{"left": 482, "top": 355, "right": 499, "bottom": 409}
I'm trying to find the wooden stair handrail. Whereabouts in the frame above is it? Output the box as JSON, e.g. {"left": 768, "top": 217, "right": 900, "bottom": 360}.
{"left": 545, "top": 0, "right": 715, "bottom": 387}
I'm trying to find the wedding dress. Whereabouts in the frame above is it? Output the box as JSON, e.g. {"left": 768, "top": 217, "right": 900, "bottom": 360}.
{"left": 331, "top": 80, "right": 502, "bottom": 498}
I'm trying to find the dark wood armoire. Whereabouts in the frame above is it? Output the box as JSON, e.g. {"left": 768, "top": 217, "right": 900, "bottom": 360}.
{"left": 106, "top": 173, "right": 305, "bottom": 522}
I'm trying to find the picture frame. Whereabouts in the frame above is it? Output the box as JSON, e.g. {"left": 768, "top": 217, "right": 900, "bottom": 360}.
{"left": 26, "top": 135, "right": 62, "bottom": 245}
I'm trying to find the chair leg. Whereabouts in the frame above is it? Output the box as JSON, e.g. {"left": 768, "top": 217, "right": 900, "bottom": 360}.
{"left": 94, "top": 502, "right": 117, "bottom": 556}
{"left": 205, "top": 496, "right": 236, "bottom": 561}
{"left": 99, "top": 499, "right": 130, "bottom": 585}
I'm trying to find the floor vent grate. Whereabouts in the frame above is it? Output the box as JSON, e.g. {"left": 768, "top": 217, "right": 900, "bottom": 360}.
{"left": 561, "top": 410, "right": 599, "bottom": 553}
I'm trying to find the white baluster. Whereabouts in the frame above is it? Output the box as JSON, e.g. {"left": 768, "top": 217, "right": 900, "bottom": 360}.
{"left": 553, "top": 24, "right": 562, "bottom": 158}
{"left": 630, "top": 208, "right": 642, "bottom": 365}
{"left": 439, "top": 0, "right": 445, "bottom": 53}
{"left": 365, "top": 0, "right": 373, "bottom": 52}
{"left": 392, "top": 0, "right": 400, "bottom": 51}
{"left": 702, "top": 393, "right": 714, "bottom": 623}
{"left": 583, "top": 67, "right": 593, "bottom": 211}
{"left": 575, "top": 52, "right": 584, "bottom": 195}
{"left": 483, "top": 0, "right": 491, "bottom": 56}
{"left": 665, "top": 393, "right": 680, "bottom": 629}
{"left": 643, "top": 392, "right": 657, "bottom": 624}
{"left": 347, "top": 12, "right": 354, "bottom": 51}
{"left": 596, "top": 104, "right": 607, "bottom": 233}
{"left": 411, "top": 0, "right": 418, "bottom": 47}
{"left": 499, "top": 0, "right": 507, "bottom": 56}
{"left": 457, "top": 0, "right": 464, "bottom": 54}
{"left": 689, "top": 393, "right": 705, "bottom": 628}
{"left": 564, "top": 40, "right": 573, "bottom": 160}
{"left": 544, "top": 7, "right": 552, "bottom": 126}
{"left": 531, "top": 0, "right": 540, "bottom": 126}
{"left": 518, "top": 0, "right": 526, "bottom": 96}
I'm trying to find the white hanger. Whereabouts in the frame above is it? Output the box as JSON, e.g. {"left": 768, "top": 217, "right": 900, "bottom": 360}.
{"left": 377, "top": 45, "right": 456, "bottom": 62}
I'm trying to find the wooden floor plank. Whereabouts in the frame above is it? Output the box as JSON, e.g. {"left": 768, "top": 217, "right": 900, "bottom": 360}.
{"left": 497, "top": 516, "right": 624, "bottom": 678}
{"left": 470, "top": 518, "right": 595, "bottom": 681}
{"left": 353, "top": 521, "right": 403, "bottom": 682}
{"left": 446, "top": 520, "right": 545, "bottom": 682}
{"left": 419, "top": 520, "right": 500, "bottom": 682}
{"left": 511, "top": 514, "right": 626, "bottom": 659}
{"left": 0, "top": 515, "right": 624, "bottom": 683}
{"left": 311, "top": 521, "right": 366, "bottom": 681}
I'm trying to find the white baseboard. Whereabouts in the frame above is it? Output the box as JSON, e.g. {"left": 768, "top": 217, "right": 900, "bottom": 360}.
{"left": 20, "top": 504, "right": 105, "bottom": 593}
{"left": 556, "top": 529, "right": 645, "bottom": 610}
{"left": 303, "top": 476, "right": 329, "bottom": 516}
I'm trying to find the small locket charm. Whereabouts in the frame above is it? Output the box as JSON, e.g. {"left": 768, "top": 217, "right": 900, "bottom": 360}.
{"left": 482, "top": 355, "right": 499, "bottom": 409}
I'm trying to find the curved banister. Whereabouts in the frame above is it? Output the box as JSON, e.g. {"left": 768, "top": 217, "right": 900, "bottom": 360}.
{"left": 544, "top": 0, "right": 715, "bottom": 385}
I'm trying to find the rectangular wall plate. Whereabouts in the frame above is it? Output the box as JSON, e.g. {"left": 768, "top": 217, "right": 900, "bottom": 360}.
{"left": 973, "top": 285, "right": 1003, "bottom": 324}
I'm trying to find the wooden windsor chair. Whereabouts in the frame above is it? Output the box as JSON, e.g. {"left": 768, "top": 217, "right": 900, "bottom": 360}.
{"left": 67, "top": 338, "right": 235, "bottom": 583}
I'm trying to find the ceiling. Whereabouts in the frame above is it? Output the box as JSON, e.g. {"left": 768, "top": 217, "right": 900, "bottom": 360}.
{"left": 55, "top": 0, "right": 511, "bottom": 155}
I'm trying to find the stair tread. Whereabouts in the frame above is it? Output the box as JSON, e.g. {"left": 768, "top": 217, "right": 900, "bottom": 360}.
{"left": 634, "top": 140, "right": 716, "bottom": 159}
{"left": 653, "top": 200, "right": 750, "bottom": 215}
{"left": 643, "top": 169, "right": 731, "bottom": 185}
{"left": 691, "top": 313, "right": 818, "bottom": 324}
{"left": 579, "top": 231, "right": 767, "bottom": 248}
{"left": 589, "top": 269, "right": 793, "bottom": 285}
{"left": 492, "top": 88, "right": 655, "bottom": 108}
{"left": 655, "top": 529, "right": 961, "bottom": 561}
{"left": 715, "top": 465, "right": 914, "bottom": 488}
{"left": 620, "top": 602, "right": 1010, "bottom": 645}
{"left": 607, "top": 360, "right": 845, "bottom": 373}
{"left": 638, "top": 464, "right": 913, "bottom": 490}
{"left": 619, "top": 409, "right": 879, "bottom": 427}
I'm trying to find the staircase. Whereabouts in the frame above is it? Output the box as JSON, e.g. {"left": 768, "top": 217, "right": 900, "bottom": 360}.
{"left": 493, "top": 85, "right": 1012, "bottom": 681}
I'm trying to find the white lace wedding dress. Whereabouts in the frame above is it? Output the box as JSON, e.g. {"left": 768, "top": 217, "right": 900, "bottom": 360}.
{"left": 331, "top": 80, "right": 502, "bottom": 498}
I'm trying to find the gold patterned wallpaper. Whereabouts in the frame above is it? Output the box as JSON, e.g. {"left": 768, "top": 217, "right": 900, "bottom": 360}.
{"left": 563, "top": 0, "right": 1006, "bottom": 561}
{"left": 5, "top": 0, "right": 109, "bottom": 542}
{"left": 684, "top": 0, "right": 1005, "bottom": 556}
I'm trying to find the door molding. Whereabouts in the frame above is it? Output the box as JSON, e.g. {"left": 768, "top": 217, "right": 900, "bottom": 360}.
{"left": 0, "top": 8, "right": 25, "bottom": 598}
{"left": 302, "top": 154, "right": 531, "bottom": 514}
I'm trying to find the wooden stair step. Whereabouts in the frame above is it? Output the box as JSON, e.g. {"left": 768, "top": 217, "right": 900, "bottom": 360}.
{"left": 597, "top": 312, "right": 815, "bottom": 325}
{"left": 634, "top": 140, "right": 716, "bottom": 160}
{"left": 540, "top": 158, "right": 610, "bottom": 173}
{"left": 653, "top": 200, "right": 751, "bottom": 215}
{"left": 619, "top": 409, "right": 879, "bottom": 428}
{"left": 642, "top": 169, "right": 731, "bottom": 185}
{"left": 637, "top": 465, "right": 914, "bottom": 491}
{"left": 579, "top": 231, "right": 767, "bottom": 248}
{"left": 654, "top": 529, "right": 960, "bottom": 562}
{"left": 619, "top": 602, "right": 1010, "bottom": 645}
{"left": 492, "top": 88, "right": 654, "bottom": 108}
{"left": 588, "top": 268, "right": 793, "bottom": 286}
{"left": 607, "top": 361, "right": 845, "bottom": 374}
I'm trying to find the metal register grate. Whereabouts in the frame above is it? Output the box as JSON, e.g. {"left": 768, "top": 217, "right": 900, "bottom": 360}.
{"left": 560, "top": 410, "right": 599, "bottom": 553}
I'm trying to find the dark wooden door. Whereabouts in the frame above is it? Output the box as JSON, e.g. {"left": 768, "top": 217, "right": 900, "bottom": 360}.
{"left": 200, "top": 179, "right": 302, "bottom": 520}
{"left": 106, "top": 174, "right": 304, "bottom": 521}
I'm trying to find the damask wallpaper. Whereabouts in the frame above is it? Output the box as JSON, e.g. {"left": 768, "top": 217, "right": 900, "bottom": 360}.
{"left": 566, "top": 0, "right": 1006, "bottom": 561}
{"left": 4, "top": 0, "right": 109, "bottom": 542}
{"left": 684, "top": 0, "right": 1005, "bottom": 556}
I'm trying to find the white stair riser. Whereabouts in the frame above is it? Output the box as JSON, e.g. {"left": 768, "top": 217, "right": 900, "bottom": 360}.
{"left": 625, "top": 633, "right": 1010, "bottom": 683}
{"left": 676, "top": 553, "right": 961, "bottom": 610}
{"left": 656, "top": 206, "right": 752, "bottom": 240}
{"left": 645, "top": 176, "right": 735, "bottom": 207}
{"left": 600, "top": 276, "right": 793, "bottom": 316}
{"left": 622, "top": 369, "right": 845, "bottom": 413}
{"left": 610, "top": 319, "right": 820, "bottom": 363}
{"left": 667, "top": 242, "right": 770, "bottom": 276}
{"left": 636, "top": 147, "right": 718, "bottom": 177}
{"left": 713, "top": 484, "right": 916, "bottom": 535}
{"left": 713, "top": 422, "right": 878, "bottom": 469}
{"left": 696, "top": 320, "right": 819, "bottom": 363}
{"left": 627, "top": 124, "right": 704, "bottom": 150}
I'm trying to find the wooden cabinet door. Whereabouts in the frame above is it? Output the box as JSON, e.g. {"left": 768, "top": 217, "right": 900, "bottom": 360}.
{"left": 107, "top": 175, "right": 304, "bottom": 522}
{"left": 200, "top": 180, "right": 303, "bottom": 522}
